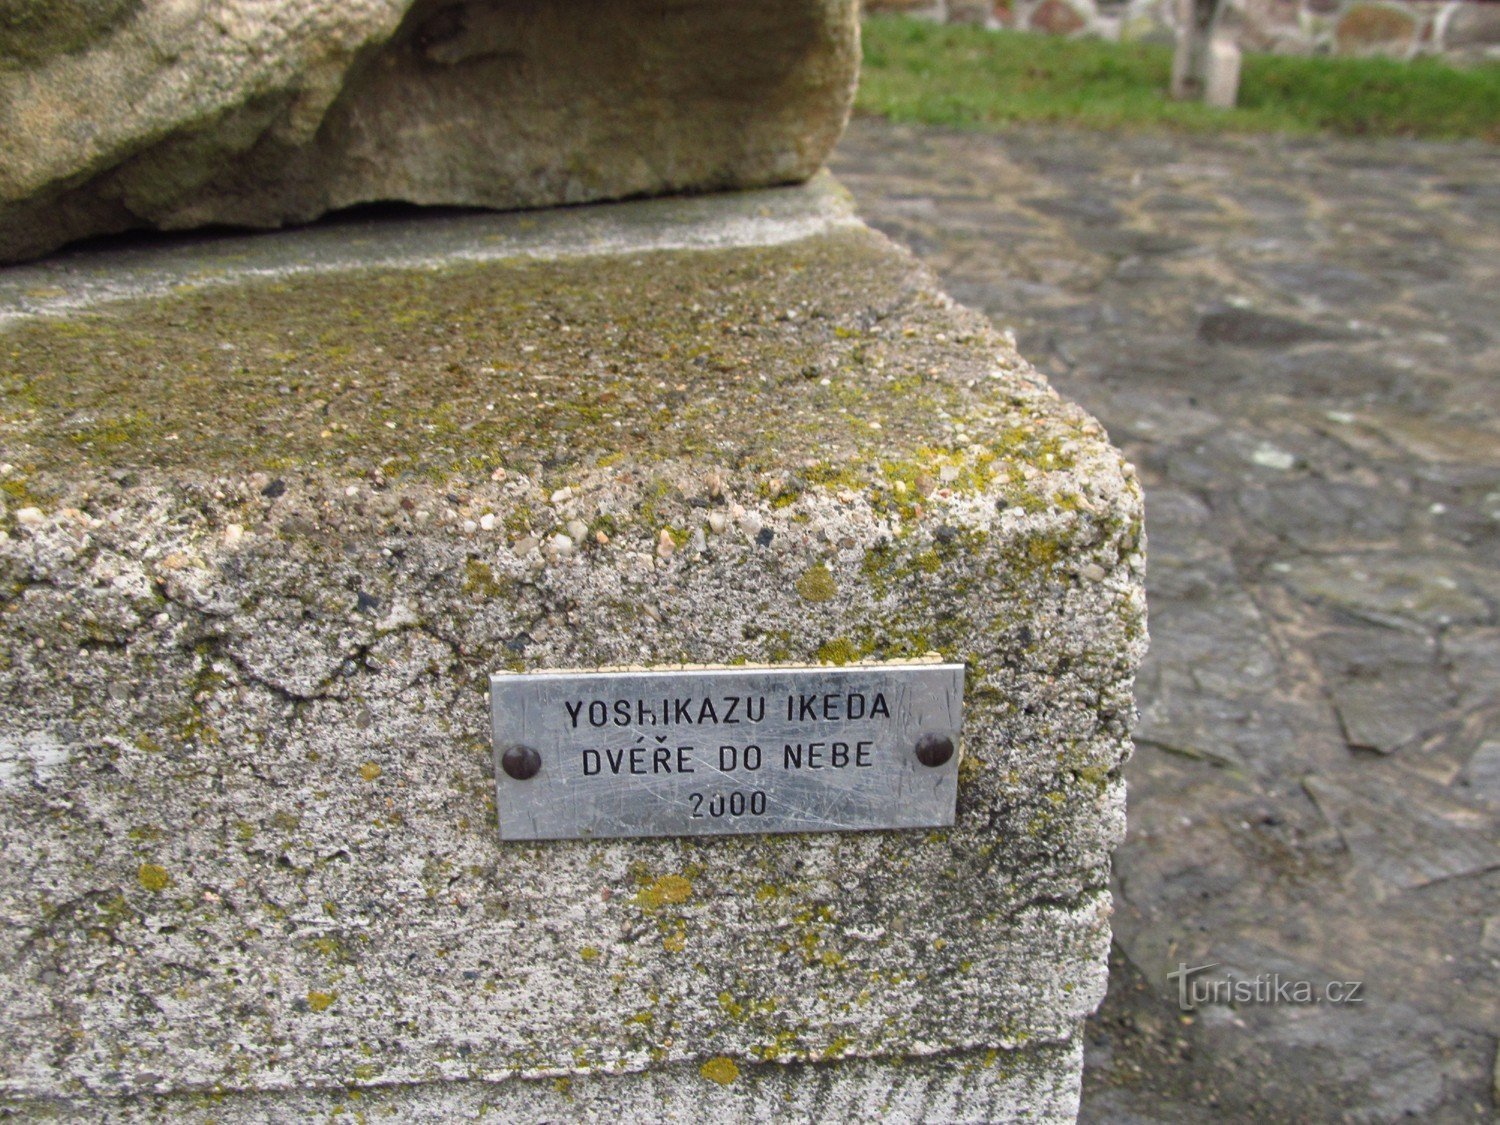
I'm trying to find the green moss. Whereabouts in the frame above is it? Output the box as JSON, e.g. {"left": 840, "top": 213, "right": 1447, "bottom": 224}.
{"left": 308, "top": 936, "right": 348, "bottom": 962}
{"left": 0, "top": 475, "right": 42, "bottom": 509}
{"left": 306, "top": 990, "right": 336, "bottom": 1012}
{"left": 136, "top": 863, "right": 171, "bottom": 893}
{"left": 822, "top": 1035, "right": 854, "bottom": 1060}
{"left": 815, "top": 637, "right": 861, "bottom": 665}
{"left": 462, "top": 560, "right": 504, "bottom": 598}
{"left": 162, "top": 656, "right": 229, "bottom": 749}
{"left": 1073, "top": 763, "right": 1113, "bottom": 792}
{"left": 637, "top": 479, "right": 675, "bottom": 531}
{"left": 802, "top": 462, "right": 864, "bottom": 490}
{"left": 0, "top": 228, "right": 1066, "bottom": 493}
{"left": 65, "top": 410, "right": 152, "bottom": 453}
{"left": 795, "top": 564, "right": 837, "bottom": 603}
{"left": 1023, "top": 532, "right": 1062, "bottom": 569}
{"left": 859, "top": 542, "right": 896, "bottom": 584}
{"left": 87, "top": 893, "right": 137, "bottom": 939}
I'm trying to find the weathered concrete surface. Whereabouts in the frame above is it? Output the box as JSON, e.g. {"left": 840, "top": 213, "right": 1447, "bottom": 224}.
{"left": 0, "top": 171, "right": 868, "bottom": 327}
{"left": 0, "top": 0, "right": 860, "bottom": 264}
{"left": 0, "top": 179, "right": 1144, "bottom": 1119}
{"left": 25, "top": 1044, "right": 1086, "bottom": 1121}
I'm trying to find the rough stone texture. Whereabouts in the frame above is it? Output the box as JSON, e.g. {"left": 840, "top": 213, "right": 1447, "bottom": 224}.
{"left": 0, "top": 180, "right": 1145, "bottom": 1119}
{"left": 832, "top": 115, "right": 1500, "bottom": 1123}
{"left": 14, "top": 1044, "right": 1085, "bottom": 1122}
{"left": 0, "top": 0, "right": 861, "bottom": 264}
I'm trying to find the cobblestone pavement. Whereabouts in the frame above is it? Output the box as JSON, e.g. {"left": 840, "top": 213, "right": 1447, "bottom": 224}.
{"left": 832, "top": 117, "right": 1500, "bottom": 1122}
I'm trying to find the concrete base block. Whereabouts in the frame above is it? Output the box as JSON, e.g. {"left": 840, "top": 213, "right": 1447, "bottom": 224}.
{"left": 1205, "top": 35, "right": 1243, "bottom": 109}
{"left": 0, "top": 177, "right": 1145, "bottom": 1120}
{"left": 19, "top": 1042, "right": 1084, "bottom": 1122}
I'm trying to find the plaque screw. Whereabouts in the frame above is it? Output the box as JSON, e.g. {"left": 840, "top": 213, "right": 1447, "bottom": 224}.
{"left": 502, "top": 744, "right": 542, "bottom": 781}
{"left": 915, "top": 733, "right": 955, "bottom": 768}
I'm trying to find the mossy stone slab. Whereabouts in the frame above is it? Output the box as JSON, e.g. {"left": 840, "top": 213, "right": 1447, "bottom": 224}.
{"left": 0, "top": 181, "right": 1145, "bottom": 1121}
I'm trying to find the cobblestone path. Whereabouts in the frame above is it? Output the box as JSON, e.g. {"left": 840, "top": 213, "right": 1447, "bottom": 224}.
{"left": 833, "top": 117, "right": 1500, "bottom": 1122}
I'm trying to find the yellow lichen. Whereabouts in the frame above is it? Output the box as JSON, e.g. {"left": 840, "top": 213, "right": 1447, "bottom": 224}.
{"left": 633, "top": 873, "right": 693, "bottom": 912}
{"left": 307, "top": 991, "right": 336, "bottom": 1012}
{"left": 137, "top": 863, "right": 171, "bottom": 893}
{"left": 358, "top": 762, "right": 382, "bottom": 781}
{"left": 699, "top": 1056, "right": 740, "bottom": 1086}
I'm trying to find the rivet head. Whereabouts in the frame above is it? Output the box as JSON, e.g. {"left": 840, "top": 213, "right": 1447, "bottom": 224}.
{"left": 915, "top": 733, "right": 955, "bottom": 768}
{"left": 501, "top": 744, "right": 542, "bottom": 781}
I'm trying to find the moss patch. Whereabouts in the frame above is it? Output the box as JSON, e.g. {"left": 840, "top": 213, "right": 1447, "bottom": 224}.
{"left": 136, "top": 863, "right": 171, "bottom": 893}
{"left": 306, "top": 991, "right": 337, "bottom": 1012}
{"left": 816, "top": 636, "right": 861, "bottom": 665}
{"left": 796, "top": 563, "right": 838, "bottom": 603}
{"left": 462, "top": 560, "right": 505, "bottom": 598}
{"left": 0, "top": 229, "right": 1011, "bottom": 486}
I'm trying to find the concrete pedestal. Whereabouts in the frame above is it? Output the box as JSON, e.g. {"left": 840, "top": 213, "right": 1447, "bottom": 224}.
{"left": 0, "top": 179, "right": 1145, "bottom": 1121}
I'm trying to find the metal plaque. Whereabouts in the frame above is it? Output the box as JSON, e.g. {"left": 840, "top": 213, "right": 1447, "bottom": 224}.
{"left": 490, "top": 663, "right": 965, "bottom": 841}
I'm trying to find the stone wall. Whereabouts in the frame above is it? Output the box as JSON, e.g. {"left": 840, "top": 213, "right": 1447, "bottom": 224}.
{"left": 866, "top": 0, "right": 1500, "bottom": 63}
